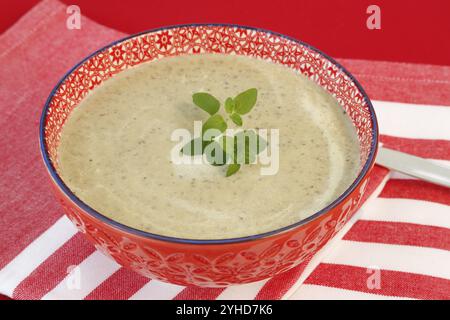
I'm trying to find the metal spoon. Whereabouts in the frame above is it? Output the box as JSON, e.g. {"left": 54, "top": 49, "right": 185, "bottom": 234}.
{"left": 376, "top": 147, "right": 450, "bottom": 188}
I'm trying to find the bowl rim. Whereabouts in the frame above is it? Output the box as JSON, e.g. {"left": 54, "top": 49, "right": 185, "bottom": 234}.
{"left": 39, "top": 23, "right": 379, "bottom": 245}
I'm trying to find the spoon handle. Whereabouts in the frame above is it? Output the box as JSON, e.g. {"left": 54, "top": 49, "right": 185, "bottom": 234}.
{"left": 376, "top": 147, "right": 450, "bottom": 188}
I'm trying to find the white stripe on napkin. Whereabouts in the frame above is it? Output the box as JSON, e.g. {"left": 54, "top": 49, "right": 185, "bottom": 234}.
{"left": 0, "top": 216, "right": 77, "bottom": 297}
{"left": 361, "top": 198, "right": 450, "bottom": 229}
{"left": 216, "top": 280, "right": 268, "bottom": 300}
{"left": 322, "top": 241, "right": 450, "bottom": 280}
{"left": 42, "top": 250, "right": 120, "bottom": 300}
{"left": 372, "top": 100, "right": 450, "bottom": 140}
{"left": 130, "top": 280, "right": 184, "bottom": 300}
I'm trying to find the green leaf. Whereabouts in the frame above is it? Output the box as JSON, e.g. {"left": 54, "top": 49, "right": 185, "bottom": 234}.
{"left": 224, "top": 97, "right": 235, "bottom": 114}
{"left": 202, "top": 114, "right": 227, "bottom": 134}
{"left": 226, "top": 164, "right": 241, "bottom": 177}
{"left": 192, "top": 92, "right": 220, "bottom": 115}
{"left": 234, "top": 88, "right": 257, "bottom": 115}
{"left": 230, "top": 113, "right": 243, "bottom": 126}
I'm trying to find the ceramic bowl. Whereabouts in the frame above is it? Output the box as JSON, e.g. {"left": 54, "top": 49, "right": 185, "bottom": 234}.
{"left": 39, "top": 24, "right": 378, "bottom": 287}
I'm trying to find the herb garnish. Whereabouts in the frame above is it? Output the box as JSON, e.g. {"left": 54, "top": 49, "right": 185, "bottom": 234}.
{"left": 181, "top": 88, "right": 267, "bottom": 177}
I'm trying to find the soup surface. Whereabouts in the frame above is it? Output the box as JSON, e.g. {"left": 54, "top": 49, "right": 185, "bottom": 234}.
{"left": 58, "top": 54, "right": 360, "bottom": 239}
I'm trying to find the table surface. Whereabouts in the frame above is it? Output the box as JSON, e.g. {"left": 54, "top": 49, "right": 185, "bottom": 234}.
{"left": 2, "top": 0, "right": 450, "bottom": 66}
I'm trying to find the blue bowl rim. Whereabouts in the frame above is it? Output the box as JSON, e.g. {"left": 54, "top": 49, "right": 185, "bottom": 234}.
{"left": 39, "top": 23, "right": 379, "bottom": 245}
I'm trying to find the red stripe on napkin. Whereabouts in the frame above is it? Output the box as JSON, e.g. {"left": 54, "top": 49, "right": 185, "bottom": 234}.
{"left": 361, "top": 166, "right": 390, "bottom": 204}
{"left": 344, "top": 220, "right": 450, "bottom": 251}
{"left": 380, "top": 180, "right": 450, "bottom": 206}
{"left": 255, "top": 259, "right": 311, "bottom": 300}
{"left": 304, "top": 263, "right": 450, "bottom": 300}
{"left": 380, "top": 135, "right": 450, "bottom": 160}
{"left": 337, "top": 58, "right": 450, "bottom": 106}
{"left": 173, "top": 287, "right": 225, "bottom": 300}
{"left": 84, "top": 268, "right": 149, "bottom": 300}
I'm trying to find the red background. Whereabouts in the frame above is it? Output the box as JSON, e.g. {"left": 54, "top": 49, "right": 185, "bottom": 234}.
{"left": 1, "top": 0, "right": 450, "bottom": 66}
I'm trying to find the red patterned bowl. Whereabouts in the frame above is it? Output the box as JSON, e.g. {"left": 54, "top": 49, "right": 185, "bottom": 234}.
{"left": 39, "top": 24, "right": 378, "bottom": 287}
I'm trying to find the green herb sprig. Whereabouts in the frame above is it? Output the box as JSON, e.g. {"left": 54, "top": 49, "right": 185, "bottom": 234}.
{"left": 181, "top": 88, "right": 266, "bottom": 177}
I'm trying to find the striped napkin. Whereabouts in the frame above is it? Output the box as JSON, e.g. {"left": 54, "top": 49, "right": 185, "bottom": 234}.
{"left": 0, "top": 0, "right": 449, "bottom": 300}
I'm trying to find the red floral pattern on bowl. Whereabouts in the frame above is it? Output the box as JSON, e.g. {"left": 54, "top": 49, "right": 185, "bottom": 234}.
{"left": 40, "top": 24, "right": 378, "bottom": 287}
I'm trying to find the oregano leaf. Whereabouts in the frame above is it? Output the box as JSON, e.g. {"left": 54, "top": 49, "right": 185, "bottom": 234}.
{"left": 192, "top": 92, "right": 220, "bottom": 115}
{"left": 234, "top": 88, "right": 257, "bottom": 115}
{"left": 226, "top": 164, "right": 241, "bottom": 177}
{"left": 230, "top": 113, "right": 243, "bottom": 126}
{"left": 202, "top": 114, "right": 227, "bottom": 134}
{"left": 224, "top": 97, "right": 234, "bottom": 114}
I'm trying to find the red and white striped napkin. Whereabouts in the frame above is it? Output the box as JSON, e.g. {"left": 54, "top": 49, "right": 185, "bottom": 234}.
{"left": 0, "top": 0, "right": 449, "bottom": 300}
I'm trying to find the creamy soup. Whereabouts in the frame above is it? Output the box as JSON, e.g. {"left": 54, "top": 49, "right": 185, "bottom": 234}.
{"left": 58, "top": 54, "right": 360, "bottom": 239}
